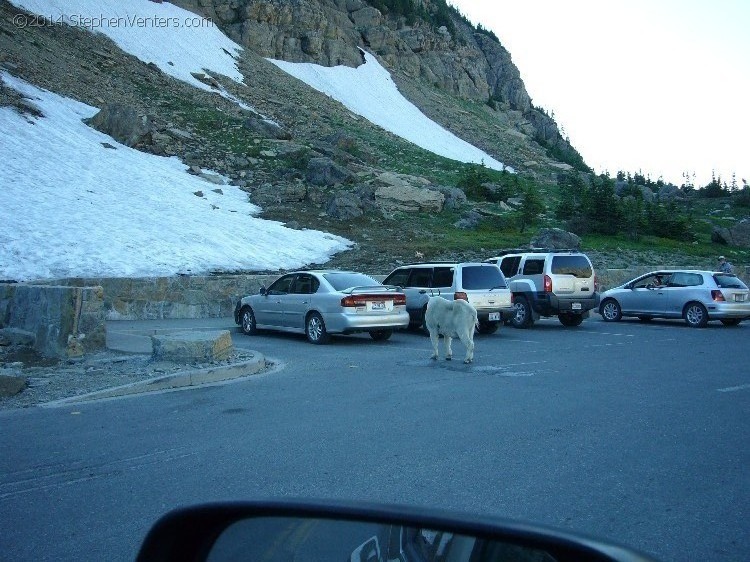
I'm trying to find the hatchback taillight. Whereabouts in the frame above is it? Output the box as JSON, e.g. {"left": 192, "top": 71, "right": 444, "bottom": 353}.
{"left": 711, "top": 290, "right": 726, "bottom": 302}
{"left": 393, "top": 293, "right": 406, "bottom": 305}
{"left": 544, "top": 274, "right": 552, "bottom": 293}
{"left": 454, "top": 292, "right": 468, "bottom": 301}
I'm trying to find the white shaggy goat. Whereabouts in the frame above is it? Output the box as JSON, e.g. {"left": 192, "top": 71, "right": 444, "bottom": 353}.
{"left": 425, "top": 296, "right": 479, "bottom": 364}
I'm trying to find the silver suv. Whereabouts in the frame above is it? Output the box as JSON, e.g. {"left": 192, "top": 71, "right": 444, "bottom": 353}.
{"left": 382, "top": 262, "right": 514, "bottom": 334}
{"left": 485, "top": 249, "right": 598, "bottom": 328}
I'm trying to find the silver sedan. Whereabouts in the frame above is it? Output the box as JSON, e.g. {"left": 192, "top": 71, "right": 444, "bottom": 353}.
{"left": 234, "top": 270, "right": 409, "bottom": 344}
{"left": 598, "top": 270, "right": 750, "bottom": 327}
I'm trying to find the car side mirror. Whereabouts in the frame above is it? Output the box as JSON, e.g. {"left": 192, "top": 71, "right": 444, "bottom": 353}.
{"left": 136, "top": 500, "right": 658, "bottom": 562}
{"left": 259, "top": 286, "right": 266, "bottom": 296}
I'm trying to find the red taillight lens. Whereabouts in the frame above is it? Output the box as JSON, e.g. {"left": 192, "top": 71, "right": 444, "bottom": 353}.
{"left": 544, "top": 274, "right": 552, "bottom": 293}
{"left": 454, "top": 292, "right": 468, "bottom": 301}
{"left": 340, "top": 293, "right": 405, "bottom": 307}
{"left": 340, "top": 295, "right": 361, "bottom": 307}
{"left": 711, "top": 290, "right": 726, "bottom": 302}
{"left": 594, "top": 274, "right": 599, "bottom": 292}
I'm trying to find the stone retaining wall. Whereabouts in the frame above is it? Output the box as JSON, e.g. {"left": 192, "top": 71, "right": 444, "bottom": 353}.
{"left": 2, "top": 268, "right": 748, "bottom": 326}
{"left": 0, "top": 284, "right": 106, "bottom": 358}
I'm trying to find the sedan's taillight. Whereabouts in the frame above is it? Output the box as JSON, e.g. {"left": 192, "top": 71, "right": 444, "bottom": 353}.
{"left": 454, "top": 292, "right": 468, "bottom": 301}
{"left": 544, "top": 274, "right": 552, "bottom": 293}
{"left": 340, "top": 293, "right": 405, "bottom": 307}
{"left": 340, "top": 295, "right": 365, "bottom": 307}
{"left": 711, "top": 290, "right": 726, "bottom": 302}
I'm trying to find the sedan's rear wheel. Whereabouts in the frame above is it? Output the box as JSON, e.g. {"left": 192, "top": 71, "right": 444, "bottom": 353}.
{"left": 684, "top": 302, "right": 708, "bottom": 328}
{"left": 369, "top": 329, "right": 393, "bottom": 341}
{"left": 305, "top": 312, "right": 330, "bottom": 344}
{"left": 600, "top": 299, "right": 622, "bottom": 322}
{"left": 720, "top": 318, "right": 742, "bottom": 326}
{"left": 240, "top": 307, "right": 257, "bottom": 335}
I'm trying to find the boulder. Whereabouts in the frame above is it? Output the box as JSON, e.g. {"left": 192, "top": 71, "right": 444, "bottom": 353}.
{"left": 374, "top": 184, "right": 444, "bottom": 215}
{"left": 711, "top": 226, "right": 731, "bottom": 245}
{"left": 151, "top": 330, "right": 233, "bottom": 363}
{"left": 658, "top": 184, "right": 683, "bottom": 201}
{"left": 244, "top": 117, "right": 292, "bottom": 140}
{"left": 305, "top": 157, "right": 354, "bottom": 186}
{"left": 0, "top": 374, "right": 27, "bottom": 397}
{"left": 326, "top": 192, "right": 364, "bottom": 220}
{"left": 530, "top": 228, "right": 581, "bottom": 250}
{"left": 85, "top": 104, "right": 152, "bottom": 147}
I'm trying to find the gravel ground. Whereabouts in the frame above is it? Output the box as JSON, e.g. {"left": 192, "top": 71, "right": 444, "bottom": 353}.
{"left": 0, "top": 346, "right": 258, "bottom": 410}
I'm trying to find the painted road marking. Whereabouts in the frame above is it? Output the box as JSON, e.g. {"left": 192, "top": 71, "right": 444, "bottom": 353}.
{"left": 717, "top": 383, "right": 750, "bottom": 393}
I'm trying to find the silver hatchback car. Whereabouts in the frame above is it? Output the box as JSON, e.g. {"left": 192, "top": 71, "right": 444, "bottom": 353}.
{"left": 598, "top": 270, "right": 750, "bottom": 327}
{"left": 234, "top": 270, "right": 409, "bottom": 344}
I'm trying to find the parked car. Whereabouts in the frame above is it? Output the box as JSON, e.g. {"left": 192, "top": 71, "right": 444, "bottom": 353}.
{"left": 598, "top": 270, "right": 750, "bottom": 327}
{"left": 485, "top": 249, "right": 598, "bottom": 328}
{"left": 233, "top": 270, "right": 409, "bottom": 344}
{"left": 382, "top": 262, "right": 513, "bottom": 334}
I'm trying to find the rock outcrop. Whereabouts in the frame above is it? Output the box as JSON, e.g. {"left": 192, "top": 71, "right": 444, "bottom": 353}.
{"left": 170, "top": 0, "right": 570, "bottom": 149}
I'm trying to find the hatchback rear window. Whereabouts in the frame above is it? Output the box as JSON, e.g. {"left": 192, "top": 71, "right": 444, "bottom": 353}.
{"left": 714, "top": 274, "right": 748, "bottom": 289}
{"left": 461, "top": 266, "right": 506, "bottom": 290}
{"left": 551, "top": 255, "right": 593, "bottom": 278}
{"left": 324, "top": 273, "right": 380, "bottom": 291}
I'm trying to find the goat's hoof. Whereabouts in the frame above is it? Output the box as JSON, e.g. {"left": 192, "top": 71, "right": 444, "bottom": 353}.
{"left": 430, "top": 355, "right": 437, "bottom": 361}
{"left": 445, "top": 357, "right": 452, "bottom": 361}
{"left": 464, "top": 359, "right": 472, "bottom": 364}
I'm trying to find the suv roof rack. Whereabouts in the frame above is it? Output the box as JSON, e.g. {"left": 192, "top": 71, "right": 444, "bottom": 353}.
{"left": 490, "top": 248, "right": 582, "bottom": 257}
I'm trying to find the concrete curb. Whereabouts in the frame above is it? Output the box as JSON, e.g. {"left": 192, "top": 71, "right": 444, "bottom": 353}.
{"left": 45, "top": 353, "right": 267, "bottom": 406}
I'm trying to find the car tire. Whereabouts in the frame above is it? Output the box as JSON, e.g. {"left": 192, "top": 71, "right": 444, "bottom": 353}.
{"left": 683, "top": 302, "right": 709, "bottom": 328}
{"left": 369, "top": 329, "right": 393, "bottom": 341}
{"left": 559, "top": 313, "right": 583, "bottom": 327}
{"left": 511, "top": 297, "right": 533, "bottom": 329}
{"left": 477, "top": 320, "right": 499, "bottom": 334}
{"left": 305, "top": 312, "right": 330, "bottom": 344}
{"left": 600, "top": 299, "right": 622, "bottom": 322}
{"left": 240, "top": 306, "right": 257, "bottom": 335}
{"left": 720, "top": 318, "right": 742, "bottom": 326}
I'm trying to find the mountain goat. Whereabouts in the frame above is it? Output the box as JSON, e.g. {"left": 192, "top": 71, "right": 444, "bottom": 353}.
{"left": 425, "top": 296, "right": 479, "bottom": 364}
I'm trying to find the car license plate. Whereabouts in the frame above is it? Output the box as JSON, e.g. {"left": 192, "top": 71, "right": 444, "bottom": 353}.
{"left": 735, "top": 294, "right": 746, "bottom": 302}
{"left": 370, "top": 301, "right": 386, "bottom": 311}
{"left": 572, "top": 302, "right": 582, "bottom": 310}
{"left": 488, "top": 312, "right": 500, "bottom": 321}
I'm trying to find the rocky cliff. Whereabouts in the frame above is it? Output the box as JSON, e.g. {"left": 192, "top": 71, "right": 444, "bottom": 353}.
{"left": 170, "top": 0, "right": 571, "bottom": 151}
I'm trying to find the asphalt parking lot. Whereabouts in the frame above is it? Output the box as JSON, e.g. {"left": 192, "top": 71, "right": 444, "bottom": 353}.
{"left": 2, "top": 315, "right": 748, "bottom": 562}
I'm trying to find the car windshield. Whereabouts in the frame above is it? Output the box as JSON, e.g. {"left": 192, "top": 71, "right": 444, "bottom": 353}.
{"left": 323, "top": 272, "right": 382, "bottom": 291}
{"left": 714, "top": 274, "right": 748, "bottom": 289}
{"left": 461, "top": 266, "right": 506, "bottom": 289}
{"left": 550, "top": 255, "right": 593, "bottom": 277}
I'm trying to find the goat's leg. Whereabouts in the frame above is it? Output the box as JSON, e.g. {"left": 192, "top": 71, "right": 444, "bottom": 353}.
{"left": 445, "top": 335, "right": 453, "bottom": 361}
{"left": 429, "top": 330, "right": 439, "bottom": 360}
{"left": 462, "top": 333, "right": 474, "bottom": 364}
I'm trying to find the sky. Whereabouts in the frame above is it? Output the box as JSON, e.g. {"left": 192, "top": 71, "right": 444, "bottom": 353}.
{"left": 2, "top": 0, "right": 502, "bottom": 281}
{"left": 448, "top": 0, "right": 750, "bottom": 188}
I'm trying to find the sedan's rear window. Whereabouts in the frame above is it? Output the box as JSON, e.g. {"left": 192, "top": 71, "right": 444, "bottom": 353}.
{"left": 323, "top": 273, "right": 380, "bottom": 291}
{"left": 714, "top": 274, "right": 748, "bottom": 289}
{"left": 461, "top": 266, "right": 506, "bottom": 290}
{"left": 551, "top": 255, "right": 593, "bottom": 278}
